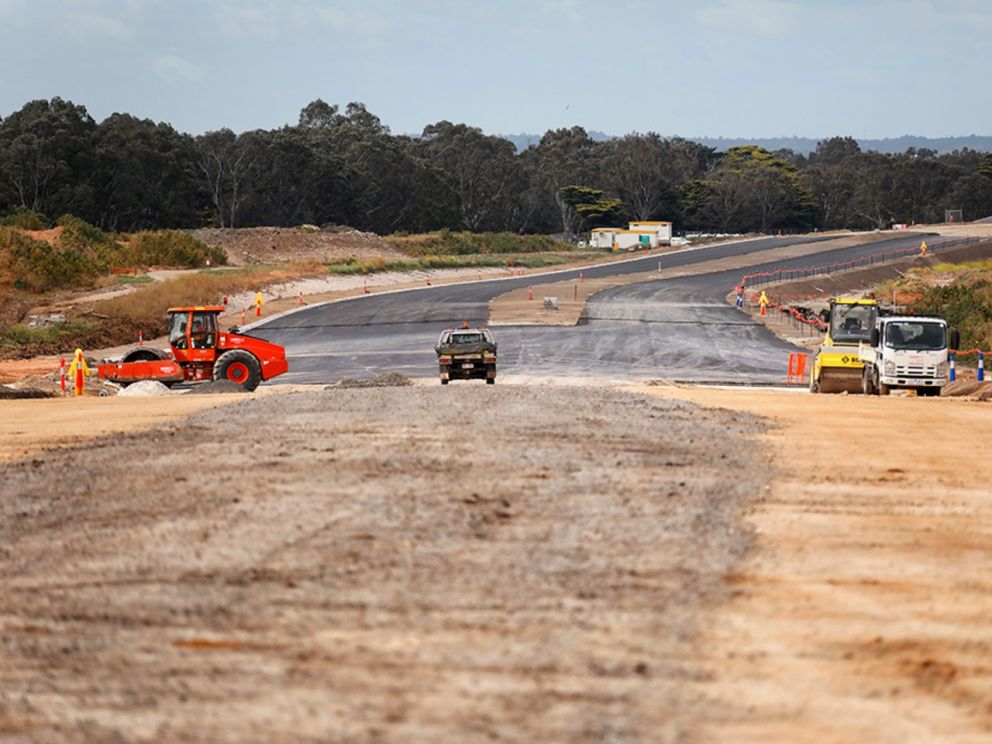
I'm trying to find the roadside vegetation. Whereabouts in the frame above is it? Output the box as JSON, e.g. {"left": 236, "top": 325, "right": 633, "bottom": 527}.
{"left": 3, "top": 98, "right": 991, "bottom": 242}
{"left": 0, "top": 212, "right": 226, "bottom": 292}
{"left": 877, "top": 258, "right": 992, "bottom": 353}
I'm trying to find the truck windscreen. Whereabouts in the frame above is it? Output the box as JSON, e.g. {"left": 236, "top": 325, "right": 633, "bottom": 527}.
{"left": 885, "top": 322, "right": 946, "bottom": 351}
{"left": 830, "top": 304, "right": 875, "bottom": 344}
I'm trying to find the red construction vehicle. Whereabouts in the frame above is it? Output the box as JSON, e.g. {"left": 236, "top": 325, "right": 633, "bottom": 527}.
{"left": 97, "top": 306, "right": 288, "bottom": 391}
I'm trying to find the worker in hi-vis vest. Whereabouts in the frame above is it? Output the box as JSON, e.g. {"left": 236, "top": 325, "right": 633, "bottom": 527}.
{"left": 67, "top": 348, "right": 90, "bottom": 396}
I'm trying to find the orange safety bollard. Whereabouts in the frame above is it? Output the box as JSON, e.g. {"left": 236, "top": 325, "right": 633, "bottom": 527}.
{"left": 241, "top": 307, "right": 247, "bottom": 325}
{"left": 138, "top": 329, "right": 143, "bottom": 347}
{"left": 363, "top": 279, "right": 369, "bottom": 294}
{"left": 425, "top": 273, "right": 431, "bottom": 286}
{"left": 299, "top": 292, "right": 305, "bottom": 305}
{"left": 255, "top": 290, "right": 264, "bottom": 317}
{"left": 477, "top": 269, "right": 482, "bottom": 281}
{"left": 579, "top": 271, "right": 585, "bottom": 283}
{"left": 59, "top": 357, "right": 66, "bottom": 393}
{"left": 528, "top": 285, "right": 533, "bottom": 300}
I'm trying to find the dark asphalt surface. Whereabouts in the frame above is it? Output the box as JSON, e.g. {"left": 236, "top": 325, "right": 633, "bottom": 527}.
{"left": 251, "top": 233, "right": 936, "bottom": 384}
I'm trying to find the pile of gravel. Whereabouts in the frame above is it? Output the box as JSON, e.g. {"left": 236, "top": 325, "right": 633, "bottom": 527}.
{"left": 333, "top": 372, "right": 413, "bottom": 389}
{"left": 117, "top": 380, "right": 174, "bottom": 397}
{"left": 0, "top": 385, "right": 55, "bottom": 399}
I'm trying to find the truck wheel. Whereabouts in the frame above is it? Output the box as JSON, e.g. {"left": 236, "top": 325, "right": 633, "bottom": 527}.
{"left": 214, "top": 349, "right": 261, "bottom": 391}
{"left": 440, "top": 378, "right": 449, "bottom": 385}
{"left": 486, "top": 378, "right": 495, "bottom": 385}
{"left": 809, "top": 376, "right": 820, "bottom": 394}
{"left": 878, "top": 382, "right": 891, "bottom": 396}
{"left": 862, "top": 368, "right": 874, "bottom": 395}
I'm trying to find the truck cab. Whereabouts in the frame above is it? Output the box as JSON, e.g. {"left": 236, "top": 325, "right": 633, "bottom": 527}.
{"left": 858, "top": 316, "right": 958, "bottom": 396}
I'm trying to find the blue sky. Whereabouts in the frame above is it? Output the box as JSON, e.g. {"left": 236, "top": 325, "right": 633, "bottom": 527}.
{"left": 1, "top": 0, "right": 989, "bottom": 139}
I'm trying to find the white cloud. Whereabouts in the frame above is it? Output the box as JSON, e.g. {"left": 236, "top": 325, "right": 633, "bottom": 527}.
{"left": 214, "top": 3, "right": 278, "bottom": 38}
{"left": 696, "top": 0, "right": 799, "bottom": 36}
{"left": 57, "top": 7, "right": 134, "bottom": 41}
{"left": 153, "top": 54, "right": 203, "bottom": 82}
{"left": 538, "top": 0, "right": 584, "bottom": 26}
{"left": 312, "top": 6, "right": 391, "bottom": 35}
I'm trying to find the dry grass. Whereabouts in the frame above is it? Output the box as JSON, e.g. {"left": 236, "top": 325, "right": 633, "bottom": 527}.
{"left": 94, "top": 263, "right": 326, "bottom": 327}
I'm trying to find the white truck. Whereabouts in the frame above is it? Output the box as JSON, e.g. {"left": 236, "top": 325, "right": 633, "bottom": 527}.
{"left": 858, "top": 316, "right": 959, "bottom": 396}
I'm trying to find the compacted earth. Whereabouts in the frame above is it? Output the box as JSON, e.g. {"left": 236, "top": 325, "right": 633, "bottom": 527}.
{"left": 0, "top": 386, "right": 767, "bottom": 743}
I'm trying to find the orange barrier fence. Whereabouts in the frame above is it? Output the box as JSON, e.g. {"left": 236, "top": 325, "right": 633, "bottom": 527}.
{"left": 786, "top": 352, "right": 810, "bottom": 385}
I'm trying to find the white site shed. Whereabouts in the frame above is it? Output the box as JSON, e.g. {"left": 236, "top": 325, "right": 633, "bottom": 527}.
{"left": 628, "top": 221, "right": 673, "bottom": 245}
{"left": 590, "top": 228, "right": 617, "bottom": 249}
{"left": 589, "top": 221, "right": 673, "bottom": 251}
{"left": 612, "top": 229, "right": 659, "bottom": 251}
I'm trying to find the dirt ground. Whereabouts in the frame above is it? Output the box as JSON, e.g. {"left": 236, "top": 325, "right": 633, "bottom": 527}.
{"left": 0, "top": 386, "right": 767, "bottom": 743}
{"left": 639, "top": 385, "right": 992, "bottom": 743}
{"left": 2, "top": 383, "right": 991, "bottom": 741}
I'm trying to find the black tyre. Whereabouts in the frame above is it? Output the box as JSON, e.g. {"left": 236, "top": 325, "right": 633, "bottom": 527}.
{"left": 878, "top": 382, "right": 891, "bottom": 396}
{"left": 440, "top": 378, "right": 449, "bottom": 385}
{"left": 121, "top": 348, "right": 166, "bottom": 363}
{"left": 862, "top": 368, "right": 874, "bottom": 396}
{"left": 486, "top": 378, "right": 495, "bottom": 385}
{"left": 213, "top": 349, "right": 261, "bottom": 391}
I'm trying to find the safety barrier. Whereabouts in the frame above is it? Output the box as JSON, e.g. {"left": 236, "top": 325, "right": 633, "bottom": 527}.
{"left": 732, "top": 235, "right": 986, "bottom": 334}
{"left": 740, "top": 236, "right": 981, "bottom": 291}
{"left": 786, "top": 352, "right": 810, "bottom": 384}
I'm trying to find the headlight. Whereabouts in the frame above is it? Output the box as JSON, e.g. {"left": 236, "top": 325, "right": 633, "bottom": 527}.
{"left": 937, "top": 361, "right": 948, "bottom": 376}
{"left": 884, "top": 360, "right": 896, "bottom": 375}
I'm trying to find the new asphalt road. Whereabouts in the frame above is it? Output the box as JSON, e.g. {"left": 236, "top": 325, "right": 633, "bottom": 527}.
{"left": 251, "top": 233, "right": 936, "bottom": 384}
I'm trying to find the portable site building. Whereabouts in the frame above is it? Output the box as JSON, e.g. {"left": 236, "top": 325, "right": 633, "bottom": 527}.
{"left": 589, "top": 221, "right": 673, "bottom": 251}
{"left": 612, "top": 229, "right": 660, "bottom": 251}
{"left": 628, "top": 221, "right": 673, "bottom": 245}
{"left": 590, "top": 228, "right": 617, "bottom": 249}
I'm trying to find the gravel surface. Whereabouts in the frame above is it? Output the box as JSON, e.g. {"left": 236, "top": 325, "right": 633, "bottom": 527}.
{"left": 0, "top": 386, "right": 768, "bottom": 743}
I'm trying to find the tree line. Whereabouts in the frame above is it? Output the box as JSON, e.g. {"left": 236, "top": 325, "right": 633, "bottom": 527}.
{"left": 2, "top": 97, "right": 991, "bottom": 238}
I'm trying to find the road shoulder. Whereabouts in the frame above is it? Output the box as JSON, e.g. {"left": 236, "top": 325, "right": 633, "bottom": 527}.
{"left": 638, "top": 385, "right": 992, "bottom": 742}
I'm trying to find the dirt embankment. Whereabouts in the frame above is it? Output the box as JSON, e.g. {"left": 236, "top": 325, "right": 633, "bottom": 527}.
{"left": 0, "top": 386, "right": 768, "bottom": 742}
{"left": 190, "top": 226, "right": 407, "bottom": 266}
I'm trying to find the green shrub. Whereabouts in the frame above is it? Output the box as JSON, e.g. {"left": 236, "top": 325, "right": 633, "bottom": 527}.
{"left": 910, "top": 280, "right": 992, "bottom": 353}
{"left": 0, "top": 320, "right": 95, "bottom": 349}
{"left": 1, "top": 228, "right": 102, "bottom": 291}
{"left": 129, "top": 230, "right": 227, "bottom": 268}
{"left": 387, "top": 231, "right": 574, "bottom": 257}
{"left": 0, "top": 209, "right": 49, "bottom": 230}
{"left": 56, "top": 213, "right": 123, "bottom": 270}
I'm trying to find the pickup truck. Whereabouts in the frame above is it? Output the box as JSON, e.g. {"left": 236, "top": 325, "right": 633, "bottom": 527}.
{"left": 435, "top": 327, "right": 497, "bottom": 385}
